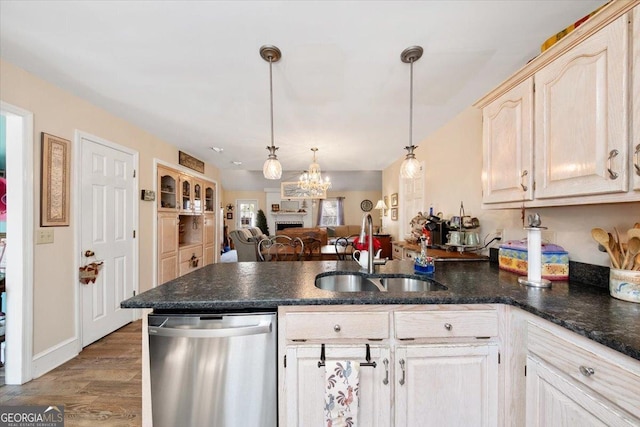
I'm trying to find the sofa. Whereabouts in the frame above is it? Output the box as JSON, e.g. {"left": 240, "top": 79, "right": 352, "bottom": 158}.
{"left": 325, "top": 225, "right": 379, "bottom": 244}
{"left": 228, "top": 227, "right": 269, "bottom": 262}
{"left": 276, "top": 227, "right": 328, "bottom": 246}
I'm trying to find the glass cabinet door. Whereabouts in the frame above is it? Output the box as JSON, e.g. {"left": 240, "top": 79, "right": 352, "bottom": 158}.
{"left": 158, "top": 168, "right": 178, "bottom": 211}
{"left": 205, "top": 185, "right": 215, "bottom": 212}
{"left": 181, "top": 177, "right": 192, "bottom": 211}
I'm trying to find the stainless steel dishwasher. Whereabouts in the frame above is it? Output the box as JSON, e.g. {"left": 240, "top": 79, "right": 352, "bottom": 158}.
{"left": 148, "top": 312, "right": 277, "bottom": 427}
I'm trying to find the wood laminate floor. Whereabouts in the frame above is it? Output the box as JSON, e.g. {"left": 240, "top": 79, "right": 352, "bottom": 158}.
{"left": 0, "top": 320, "right": 142, "bottom": 426}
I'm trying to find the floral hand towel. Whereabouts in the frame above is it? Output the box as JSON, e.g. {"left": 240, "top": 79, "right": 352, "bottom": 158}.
{"left": 324, "top": 360, "right": 360, "bottom": 427}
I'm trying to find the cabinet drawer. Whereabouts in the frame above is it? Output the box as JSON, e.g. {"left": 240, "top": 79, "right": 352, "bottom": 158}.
{"left": 528, "top": 322, "right": 640, "bottom": 419}
{"left": 285, "top": 312, "right": 389, "bottom": 340}
{"left": 179, "top": 245, "right": 203, "bottom": 262}
{"left": 395, "top": 310, "right": 498, "bottom": 339}
{"left": 392, "top": 245, "right": 403, "bottom": 260}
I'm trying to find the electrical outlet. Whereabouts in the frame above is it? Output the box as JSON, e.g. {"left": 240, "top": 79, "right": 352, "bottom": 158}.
{"left": 36, "top": 228, "right": 54, "bottom": 244}
{"left": 495, "top": 229, "right": 503, "bottom": 240}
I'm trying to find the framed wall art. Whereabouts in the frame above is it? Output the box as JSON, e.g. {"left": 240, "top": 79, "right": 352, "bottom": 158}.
{"left": 390, "top": 193, "right": 398, "bottom": 207}
{"left": 391, "top": 208, "right": 398, "bottom": 221}
{"left": 41, "top": 133, "right": 71, "bottom": 227}
{"left": 281, "top": 182, "right": 325, "bottom": 200}
{"left": 226, "top": 212, "right": 233, "bottom": 220}
{"left": 179, "top": 151, "right": 205, "bottom": 174}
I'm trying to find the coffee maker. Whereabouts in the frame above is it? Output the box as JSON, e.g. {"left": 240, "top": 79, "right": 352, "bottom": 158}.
{"left": 430, "top": 221, "right": 452, "bottom": 248}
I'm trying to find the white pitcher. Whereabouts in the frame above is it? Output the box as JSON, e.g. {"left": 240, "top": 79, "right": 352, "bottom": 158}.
{"left": 352, "top": 249, "right": 382, "bottom": 269}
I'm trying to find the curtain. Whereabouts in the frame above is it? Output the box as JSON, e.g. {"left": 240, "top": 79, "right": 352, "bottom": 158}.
{"left": 336, "top": 197, "right": 345, "bottom": 225}
{"left": 315, "top": 199, "right": 324, "bottom": 226}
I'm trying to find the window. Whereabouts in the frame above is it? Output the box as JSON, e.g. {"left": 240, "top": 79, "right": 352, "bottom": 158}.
{"left": 317, "top": 198, "right": 344, "bottom": 226}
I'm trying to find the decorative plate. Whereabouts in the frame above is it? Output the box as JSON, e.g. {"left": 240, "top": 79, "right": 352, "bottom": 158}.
{"left": 360, "top": 199, "right": 373, "bottom": 212}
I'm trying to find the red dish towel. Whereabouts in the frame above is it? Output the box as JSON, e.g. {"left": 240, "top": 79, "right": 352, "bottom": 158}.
{"left": 324, "top": 360, "right": 360, "bottom": 427}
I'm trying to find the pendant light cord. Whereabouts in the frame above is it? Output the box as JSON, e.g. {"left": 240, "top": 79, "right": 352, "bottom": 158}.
{"left": 409, "top": 58, "right": 414, "bottom": 149}
{"left": 269, "top": 58, "right": 275, "bottom": 149}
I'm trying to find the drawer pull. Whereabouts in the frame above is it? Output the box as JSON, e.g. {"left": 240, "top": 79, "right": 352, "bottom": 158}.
{"left": 607, "top": 149, "right": 619, "bottom": 180}
{"left": 383, "top": 358, "right": 389, "bottom": 385}
{"left": 333, "top": 324, "right": 341, "bottom": 332}
{"left": 579, "top": 366, "right": 595, "bottom": 377}
{"left": 399, "top": 359, "right": 406, "bottom": 385}
{"left": 444, "top": 323, "right": 452, "bottom": 331}
{"left": 635, "top": 144, "right": 640, "bottom": 175}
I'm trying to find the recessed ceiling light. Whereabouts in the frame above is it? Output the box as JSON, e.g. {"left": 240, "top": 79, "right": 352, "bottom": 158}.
{"left": 210, "top": 147, "right": 224, "bottom": 153}
{"left": 231, "top": 161, "right": 242, "bottom": 166}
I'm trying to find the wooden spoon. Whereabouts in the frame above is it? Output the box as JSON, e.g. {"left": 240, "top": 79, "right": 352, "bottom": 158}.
{"left": 591, "top": 228, "right": 620, "bottom": 268}
{"left": 614, "top": 227, "right": 625, "bottom": 259}
{"left": 635, "top": 253, "right": 640, "bottom": 271}
{"left": 628, "top": 229, "right": 640, "bottom": 240}
{"left": 622, "top": 237, "right": 640, "bottom": 269}
{"left": 609, "top": 233, "right": 623, "bottom": 269}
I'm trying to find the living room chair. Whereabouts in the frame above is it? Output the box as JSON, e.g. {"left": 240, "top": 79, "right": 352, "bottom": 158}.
{"left": 258, "top": 235, "right": 304, "bottom": 261}
{"left": 229, "top": 229, "right": 260, "bottom": 262}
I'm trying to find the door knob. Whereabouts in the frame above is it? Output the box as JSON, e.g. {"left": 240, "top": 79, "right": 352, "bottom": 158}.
{"left": 84, "top": 250, "right": 95, "bottom": 257}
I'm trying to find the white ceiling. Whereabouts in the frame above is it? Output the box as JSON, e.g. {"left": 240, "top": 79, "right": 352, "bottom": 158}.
{"left": 0, "top": 0, "right": 607, "bottom": 190}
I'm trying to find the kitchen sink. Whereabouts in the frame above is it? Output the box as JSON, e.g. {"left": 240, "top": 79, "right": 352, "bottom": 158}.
{"left": 380, "top": 277, "right": 447, "bottom": 292}
{"left": 315, "top": 273, "right": 448, "bottom": 293}
{"left": 315, "top": 273, "right": 382, "bottom": 292}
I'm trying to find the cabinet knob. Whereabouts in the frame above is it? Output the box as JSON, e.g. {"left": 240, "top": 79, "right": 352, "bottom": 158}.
{"left": 579, "top": 365, "right": 595, "bottom": 377}
{"left": 333, "top": 324, "right": 341, "bottom": 332}
{"left": 444, "top": 323, "right": 453, "bottom": 331}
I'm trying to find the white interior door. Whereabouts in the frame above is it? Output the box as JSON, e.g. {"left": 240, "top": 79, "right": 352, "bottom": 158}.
{"left": 80, "top": 135, "right": 136, "bottom": 347}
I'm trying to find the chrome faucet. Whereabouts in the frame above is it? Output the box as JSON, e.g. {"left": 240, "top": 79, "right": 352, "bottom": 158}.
{"left": 359, "top": 213, "right": 387, "bottom": 274}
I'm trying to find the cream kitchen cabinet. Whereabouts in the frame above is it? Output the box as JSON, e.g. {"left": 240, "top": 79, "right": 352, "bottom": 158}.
{"left": 394, "top": 308, "right": 500, "bottom": 426}
{"left": 203, "top": 213, "right": 215, "bottom": 266}
{"left": 534, "top": 12, "right": 629, "bottom": 200}
{"left": 525, "top": 321, "right": 640, "bottom": 426}
{"left": 157, "top": 164, "right": 217, "bottom": 284}
{"left": 633, "top": 5, "right": 640, "bottom": 192}
{"left": 284, "top": 345, "right": 391, "bottom": 427}
{"left": 279, "top": 305, "right": 500, "bottom": 427}
{"left": 395, "top": 344, "right": 498, "bottom": 426}
{"left": 481, "top": 77, "right": 534, "bottom": 204}
{"left": 157, "top": 212, "right": 179, "bottom": 284}
{"left": 476, "top": 1, "right": 640, "bottom": 208}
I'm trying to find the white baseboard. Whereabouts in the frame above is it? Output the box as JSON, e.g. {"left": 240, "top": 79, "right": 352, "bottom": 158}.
{"left": 31, "top": 337, "right": 79, "bottom": 379}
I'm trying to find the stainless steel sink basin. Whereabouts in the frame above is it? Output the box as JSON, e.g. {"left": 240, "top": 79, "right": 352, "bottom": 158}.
{"left": 315, "top": 273, "right": 447, "bottom": 293}
{"left": 380, "top": 277, "right": 447, "bottom": 292}
{"left": 315, "top": 273, "right": 382, "bottom": 292}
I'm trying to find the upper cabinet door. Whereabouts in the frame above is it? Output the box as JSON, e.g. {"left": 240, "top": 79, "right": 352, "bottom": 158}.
{"left": 482, "top": 77, "right": 534, "bottom": 204}
{"left": 158, "top": 167, "right": 178, "bottom": 211}
{"left": 534, "top": 13, "right": 629, "bottom": 199}
{"left": 633, "top": 5, "right": 640, "bottom": 192}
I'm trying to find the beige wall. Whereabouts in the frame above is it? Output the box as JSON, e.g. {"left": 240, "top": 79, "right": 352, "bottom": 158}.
{"left": 1, "top": 60, "right": 221, "bottom": 355}
{"left": 382, "top": 105, "right": 640, "bottom": 267}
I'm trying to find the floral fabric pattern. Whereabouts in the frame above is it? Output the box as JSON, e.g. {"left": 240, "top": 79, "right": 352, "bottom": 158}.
{"left": 324, "top": 360, "right": 360, "bottom": 427}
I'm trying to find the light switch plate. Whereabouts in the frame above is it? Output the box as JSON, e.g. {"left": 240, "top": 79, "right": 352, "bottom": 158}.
{"left": 36, "top": 228, "right": 54, "bottom": 244}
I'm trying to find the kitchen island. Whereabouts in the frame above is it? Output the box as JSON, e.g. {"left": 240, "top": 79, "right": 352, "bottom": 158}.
{"left": 123, "top": 260, "right": 640, "bottom": 426}
{"left": 123, "top": 260, "right": 640, "bottom": 359}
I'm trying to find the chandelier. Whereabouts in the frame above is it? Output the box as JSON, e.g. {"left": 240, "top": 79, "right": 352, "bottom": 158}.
{"left": 298, "top": 148, "right": 331, "bottom": 197}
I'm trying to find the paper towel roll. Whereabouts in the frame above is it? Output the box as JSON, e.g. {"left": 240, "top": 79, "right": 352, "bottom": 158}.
{"left": 527, "top": 228, "right": 542, "bottom": 282}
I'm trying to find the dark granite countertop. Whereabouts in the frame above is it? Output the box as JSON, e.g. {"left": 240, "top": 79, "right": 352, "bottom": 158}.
{"left": 122, "top": 260, "right": 640, "bottom": 361}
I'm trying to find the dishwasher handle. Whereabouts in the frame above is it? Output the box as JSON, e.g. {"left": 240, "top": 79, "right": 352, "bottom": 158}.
{"left": 149, "top": 319, "right": 272, "bottom": 338}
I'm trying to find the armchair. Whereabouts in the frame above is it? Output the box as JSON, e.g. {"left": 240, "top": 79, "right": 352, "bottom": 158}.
{"left": 229, "top": 228, "right": 266, "bottom": 262}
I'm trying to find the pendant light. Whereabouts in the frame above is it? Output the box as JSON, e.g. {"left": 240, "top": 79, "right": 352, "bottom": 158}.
{"left": 261, "top": 45, "right": 283, "bottom": 180}
{"left": 400, "top": 46, "right": 423, "bottom": 179}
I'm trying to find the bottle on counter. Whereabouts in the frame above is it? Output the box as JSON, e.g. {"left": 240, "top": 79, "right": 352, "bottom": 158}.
{"left": 414, "top": 237, "right": 435, "bottom": 275}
